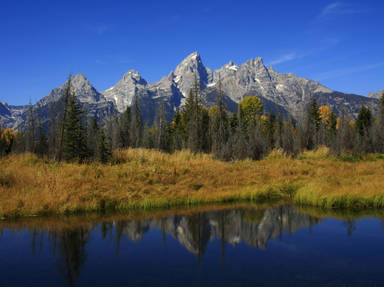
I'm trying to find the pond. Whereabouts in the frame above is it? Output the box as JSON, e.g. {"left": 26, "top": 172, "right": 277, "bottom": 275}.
{"left": 1, "top": 205, "right": 384, "bottom": 286}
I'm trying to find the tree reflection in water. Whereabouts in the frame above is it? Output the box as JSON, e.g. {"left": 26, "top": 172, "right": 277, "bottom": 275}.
{"left": 2, "top": 205, "right": 379, "bottom": 286}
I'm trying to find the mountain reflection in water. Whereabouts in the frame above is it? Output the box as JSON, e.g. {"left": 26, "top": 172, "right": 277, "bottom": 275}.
{"left": 1, "top": 205, "right": 383, "bottom": 287}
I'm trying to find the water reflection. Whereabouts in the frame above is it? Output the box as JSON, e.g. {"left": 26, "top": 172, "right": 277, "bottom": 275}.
{"left": 1, "top": 205, "right": 382, "bottom": 286}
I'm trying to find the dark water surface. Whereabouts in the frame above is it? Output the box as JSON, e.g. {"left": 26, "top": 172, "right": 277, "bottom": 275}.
{"left": 1, "top": 205, "right": 384, "bottom": 286}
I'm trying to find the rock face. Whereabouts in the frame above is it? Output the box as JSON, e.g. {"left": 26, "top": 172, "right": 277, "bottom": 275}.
{"left": 367, "top": 90, "right": 384, "bottom": 99}
{"left": 0, "top": 102, "right": 28, "bottom": 129}
{"left": 0, "top": 52, "right": 380, "bottom": 130}
{"left": 4, "top": 73, "right": 115, "bottom": 131}
{"left": 103, "top": 70, "right": 148, "bottom": 113}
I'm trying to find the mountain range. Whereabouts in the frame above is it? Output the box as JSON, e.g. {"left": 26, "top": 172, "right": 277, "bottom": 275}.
{"left": 0, "top": 52, "right": 381, "bottom": 130}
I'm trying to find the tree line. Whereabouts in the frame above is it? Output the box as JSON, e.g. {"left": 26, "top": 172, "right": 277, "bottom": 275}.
{"left": 1, "top": 74, "right": 384, "bottom": 162}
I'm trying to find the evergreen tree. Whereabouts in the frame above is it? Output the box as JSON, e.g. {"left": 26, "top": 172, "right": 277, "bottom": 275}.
{"left": 282, "top": 118, "right": 297, "bottom": 156}
{"left": 87, "top": 117, "right": 99, "bottom": 160}
{"left": 355, "top": 105, "right": 373, "bottom": 137}
{"left": 25, "top": 103, "right": 35, "bottom": 153}
{"left": 57, "top": 75, "right": 73, "bottom": 161}
{"left": 210, "top": 75, "right": 229, "bottom": 158}
{"left": 247, "top": 123, "right": 267, "bottom": 160}
{"left": 120, "top": 106, "right": 131, "bottom": 147}
{"left": 105, "top": 113, "right": 121, "bottom": 150}
{"left": 274, "top": 113, "right": 284, "bottom": 149}
{"left": 154, "top": 102, "right": 169, "bottom": 151}
{"left": 98, "top": 127, "right": 111, "bottom": 163}
{"left": 305, "top": 98, "right": 321, "bottom": 150}
{"left": 47, "top": 103, "right": 57, "bottom": 158}
{"left": 62, "top": 93, "right": 89, "bottom": 162}
{"left": 184, "top": 74, "right": 204, "bottom": 153}
{"left": 373, "top": 95, "right": 384, "bottom": 152}
{"left": 169, "top": 107, "right": 185, "bottom": 151}
{"left": 130, "top": 96, "right": 142, "bottom": 147}
{"left": 229, "top": 113, "right": 238, "bottom": 135}
{"left": 35, "top": 109, "right": 48, "bottom": 157}
{"left": 355, "top": 105, "right": 373, "bottom": 153}
{"left": 265, "top": 112, "right": 276, "bottom": 149}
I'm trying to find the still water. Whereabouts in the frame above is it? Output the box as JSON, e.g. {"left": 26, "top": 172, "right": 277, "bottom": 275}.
{"left": 1, "top": 205, "right": 384, "bottom": 286}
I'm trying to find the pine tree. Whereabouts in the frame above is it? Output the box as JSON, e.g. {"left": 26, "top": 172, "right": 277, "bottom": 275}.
{"left": 305, "top": 98, "right": 321, "bottom": 150}
{"left": 111, "top": 113, "right": 122, "bottom": 149}
{"left": 62, "top": 93, "right": 88, "bottom": 162}
{"left": 229, "top": 113, "right": 238, "bottom": 135}
{"left": 265, "top": 112, "right": 276, "bottom": 149}
{"left": 58, "top": 75, "right": 73, "bottom": 161}
{"left": 373, "top": 95, "right": 384, "bottom": 152}
{"left": 98, "top": 127, "right": 111, "bottom": 163}
{"left": 170, "top": 107, "right": 186, "bottom": 151}
{"left": 25, "top": 103, "right": 35, "bottom": 153}
{"left": 0, "top": 121, "right": 4, "bottom": 156}
{"left": 355, "top": 105, "right": 373, "bottom": 153}
{"left": 35, "top": 108, "right": 48, "bottom": 157}
{"left": 210, "top": 74, "right": 229, "bottom": 158}
{"left": 154, "top": 102, "right": 169, "bottom": 151}
{"left": 184, "top": 75, "right": 202, "bottom": 153}
{"left": 130, "top": 96, "right": 142, "bottom": 147}
{"left": 355, "top": 105, "right": 373, "bottom": 137}
{"left": 120, "top": 106, "right": 131, "bottom": 147}
{"left": 274, "top": 113, "right": 284, "bottom": 149}
{"left": 87, "top": 117, "right": 99, "bottom": 160}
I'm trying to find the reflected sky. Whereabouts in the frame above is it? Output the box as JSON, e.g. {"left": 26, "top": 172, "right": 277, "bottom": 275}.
{"left": 1, "top": 205, "right": 384, "bottom": 287}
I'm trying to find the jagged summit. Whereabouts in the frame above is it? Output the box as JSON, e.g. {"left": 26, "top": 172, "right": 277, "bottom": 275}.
{"left": 173, "top": 51, "right": 211, "bottom": 97}
{"left": 183, "top": 51, "right": 200, "bottom": 60}
{"left": 72, "top": 72, "right": 87, "bottom": 81}
{"left": 1, "top": 51, "right": 380, "bottom": 130}
{"left": 367, "top": 89, "right": 384, "bottom": 99}
{"left": 120, "top": 70, "right": 146, "bottom": 83}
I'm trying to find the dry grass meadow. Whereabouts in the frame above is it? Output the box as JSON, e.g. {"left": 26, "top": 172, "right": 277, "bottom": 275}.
{"left": 1, "top": 147, "right": 384, "bottom": 217}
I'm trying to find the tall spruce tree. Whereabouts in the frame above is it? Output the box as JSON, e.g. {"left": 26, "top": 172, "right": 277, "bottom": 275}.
{"left": 305, "top": 98, "right": 321, "bottom": 150}
{"left": 25, "top": 103, "right": 35, "bottom": 153}
{"left": 98, "top": 127, "right": 111, "bottom": 163}
{"left": 87, "top": 117, "right": 99, "bottom": 160}
{"left": 120, "top": 106, "right": 131, "bottom": 147}
{"left": 170, "top": 107, "right": 186, "bottom": 151}
{"left": 35, "top": 107, "right": 48, "bottom": 157}
{"left": 373, "top": 95, "right": 384, "bottom": 152}
{"left": 62, "top": 93, "right": 88, "bottom": 162}
{"left": 212, "top": 74, "right": 229, "bottom": 158}
{"left": 58, "top": 75, "right": 73, "bottom": 161}
{"left": 184, "top": 74, "right": 204, "bottom": 153}
{"left": 130, "top": 96, "right": 142, "bottom": 147}
{"left": 154, "top": 102, "right": 169, "bottom": 151}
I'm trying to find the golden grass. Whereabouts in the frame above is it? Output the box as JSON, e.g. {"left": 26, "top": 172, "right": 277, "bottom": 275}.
{"left": 1, "top": 147, "right": 384, "bottom": 217}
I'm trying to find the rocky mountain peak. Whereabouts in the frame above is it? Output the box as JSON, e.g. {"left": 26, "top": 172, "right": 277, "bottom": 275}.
{"left": 173, "top": 51, "right": 210, "bottom": 97}
{"left": 71, "top": 73, "right": 94, "bottom": 91}
{"left": 1, "top": 52, "right": 379, "bottom": 130}
{"left": 367, "top": 89, "right": 384, "bottom": 99}
{"left": 121, "top": 70, "right": 147, "bottom": 85}
{"left": 102, "top": 70, "right": 149, "bottom": 113}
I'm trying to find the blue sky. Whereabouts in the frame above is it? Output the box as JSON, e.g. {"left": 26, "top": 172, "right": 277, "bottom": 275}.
{"left": 1, "top": 0, "right": 383, "bottom": 105}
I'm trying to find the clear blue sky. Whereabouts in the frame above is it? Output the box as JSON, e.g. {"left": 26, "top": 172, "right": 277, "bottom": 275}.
{"left": 1, "top": 0, "right": 383, "bottom": 105}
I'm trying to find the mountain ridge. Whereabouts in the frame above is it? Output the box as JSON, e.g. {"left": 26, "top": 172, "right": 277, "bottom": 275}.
{"left": 0, "top": 52, "right": 379, "bottom": 130}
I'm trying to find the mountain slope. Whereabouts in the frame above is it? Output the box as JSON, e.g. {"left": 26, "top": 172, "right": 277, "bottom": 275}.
{"left": 0, "top": 52, "right": 380, "bottom": 130}
{"left": 10, "top": 74, "right": 115, "bottom": 131}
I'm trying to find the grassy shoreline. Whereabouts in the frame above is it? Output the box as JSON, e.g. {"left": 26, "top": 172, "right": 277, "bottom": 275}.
{"left": 1, "top": 147, "right": 384, "bottom": 218}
